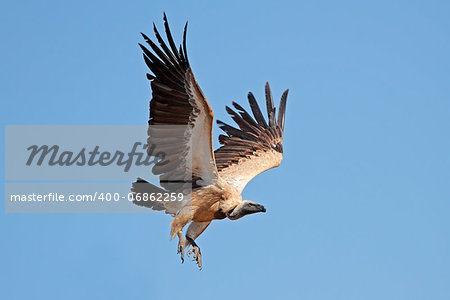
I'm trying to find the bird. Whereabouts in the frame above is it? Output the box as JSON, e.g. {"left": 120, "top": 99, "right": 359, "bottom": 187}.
{"left": 132, "top": 14, "right": 289, "bottom": 269}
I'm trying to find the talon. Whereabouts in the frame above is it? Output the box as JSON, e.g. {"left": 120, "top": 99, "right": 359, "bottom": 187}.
{"left": 185, "top": 236, "right": 203, "bottom": 269}
{"left": 178, "top": 245, "right": 184, "bottom": 262}
{"left": 187, "top": 246, "right": 202, "bottom": 269}
{"left": 177, "top": 232, "right": 185, "bottom": 264}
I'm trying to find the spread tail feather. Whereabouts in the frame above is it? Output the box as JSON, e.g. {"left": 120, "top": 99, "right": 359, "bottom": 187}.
{"left": 131, "top": 177, "right": 167, "bottom": 211}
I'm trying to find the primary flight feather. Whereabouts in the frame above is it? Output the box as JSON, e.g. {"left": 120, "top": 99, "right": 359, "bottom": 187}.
{"left": 132, "top": 14, "right": 289, "bottom": 268}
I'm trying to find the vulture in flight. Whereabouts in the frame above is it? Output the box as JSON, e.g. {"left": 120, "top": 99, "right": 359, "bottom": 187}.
{"left": 132, "top": 14, "right": 289, "bottom": 269}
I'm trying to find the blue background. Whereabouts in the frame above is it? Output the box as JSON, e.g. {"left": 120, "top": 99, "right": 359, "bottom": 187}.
{"left": 1, "top": 1, "right": 449, "bottom": 299}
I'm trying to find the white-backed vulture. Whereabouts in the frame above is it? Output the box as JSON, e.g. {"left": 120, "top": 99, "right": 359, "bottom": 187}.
{"left": 132, "top": 14, "right": 289, "bottom": 269}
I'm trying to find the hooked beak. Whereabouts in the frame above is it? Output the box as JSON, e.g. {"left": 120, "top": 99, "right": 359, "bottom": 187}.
{"left": 255, "top": 204, "right": 266, "bottom": 213}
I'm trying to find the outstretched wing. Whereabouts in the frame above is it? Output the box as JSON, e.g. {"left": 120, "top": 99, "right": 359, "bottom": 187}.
{"left": 140, "top": 14, "right": 217, "bottom": 192}
{"left": 214, "top": 83, "right": 288, "bottom": 193}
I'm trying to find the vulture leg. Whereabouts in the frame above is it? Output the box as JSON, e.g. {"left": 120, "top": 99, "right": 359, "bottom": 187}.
{"left": 177, "top": 230, "right": 186, "bottom": 263}
{"left": 185, "top": 221, "right": 211, "bottom": 269}
{"left": 186, "top": 237, "right": 202, "bottom": 268}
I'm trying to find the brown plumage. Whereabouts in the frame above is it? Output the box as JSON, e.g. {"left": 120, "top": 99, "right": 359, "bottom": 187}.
{"left": 132, "top": 14, "right": 289, "bottom": 269}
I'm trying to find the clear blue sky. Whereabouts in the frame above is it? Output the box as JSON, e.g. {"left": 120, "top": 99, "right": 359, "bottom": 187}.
{"left": 1, "top": 1, "right": 450, "bottom": 299}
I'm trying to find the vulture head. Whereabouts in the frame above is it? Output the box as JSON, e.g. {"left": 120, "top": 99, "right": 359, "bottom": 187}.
{"left": 227, "top": 200, "right": 266, "bottom": 220}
